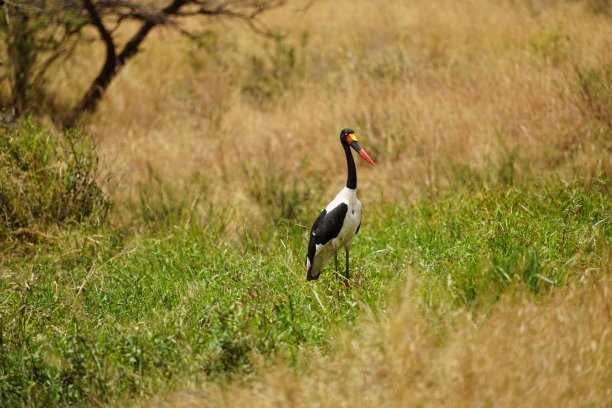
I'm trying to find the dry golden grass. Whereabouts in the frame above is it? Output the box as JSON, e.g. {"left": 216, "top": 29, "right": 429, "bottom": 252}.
{"left": 153, "top": 264, "right": 612, "bottom": 408}
{"left": 36, "top": 1, "right": 611, "bottom": 405}
{"left": 61, "top": 0, "right": 610, "bottom": 224}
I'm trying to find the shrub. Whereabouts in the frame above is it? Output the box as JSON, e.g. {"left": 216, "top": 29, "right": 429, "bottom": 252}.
{"left": 241, "top": 35, "right": 307, "bottom": 105}
{"left": 0, "top": 118, "right": 110, "bottom": 242}
{"left": 528, "top": 27, "right": 571, "bottom": 65}
{"left": 574, "top": 62, "right": 612, "bottom": 126}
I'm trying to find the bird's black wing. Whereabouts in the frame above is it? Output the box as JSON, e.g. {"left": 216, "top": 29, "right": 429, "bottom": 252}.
{"left": 306, "top": 203, "right": 348, "bottom": 270}
{"left": 310, "top": 203, "right": 348, "bottom": 246}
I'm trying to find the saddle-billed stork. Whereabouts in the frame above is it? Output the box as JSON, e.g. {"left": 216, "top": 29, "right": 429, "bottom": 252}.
{"left": 305, "top": 128, "right": 376, "bottom": 286}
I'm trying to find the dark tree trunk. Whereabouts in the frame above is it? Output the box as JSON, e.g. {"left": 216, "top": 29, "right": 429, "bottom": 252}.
{"left": 7, "top": 12, "right": 35, "bottom": 116}
{"left": 70, "top": 0, "right": 188, "bottom": 122}
{"left": 75, "top": 0, "right": 117, "bottom": 118}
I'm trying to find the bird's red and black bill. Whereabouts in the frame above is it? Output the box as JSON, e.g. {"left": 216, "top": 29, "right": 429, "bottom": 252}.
{"left": 345, "top": 134, "right": 376, "bottom": 167}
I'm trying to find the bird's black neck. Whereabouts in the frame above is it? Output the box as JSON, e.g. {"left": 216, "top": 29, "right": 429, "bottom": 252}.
{"left": 344, "top": 144, "right": 357, "bottom": 189}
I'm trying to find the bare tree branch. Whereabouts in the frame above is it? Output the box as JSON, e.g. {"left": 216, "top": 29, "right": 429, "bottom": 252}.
{"left": 31, "top": 32, "right": 81, "bottom": 91}
{"left": 1, "top": 0, "right": 287, "bottom": 122}
{"left": 76, "top": 0, "right": 117, "bottom": 114}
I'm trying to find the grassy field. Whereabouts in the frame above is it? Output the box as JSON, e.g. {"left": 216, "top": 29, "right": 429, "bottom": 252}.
{"left": 2, "top": 164, "right": 609, "bottom": 405}
{"left": 1, "top": 0, "right": 611, "bottom": 406}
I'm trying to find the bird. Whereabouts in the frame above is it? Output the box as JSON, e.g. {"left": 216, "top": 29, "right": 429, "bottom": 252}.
{"left": 305, "top": 128, "right": 376, "bottom": 286}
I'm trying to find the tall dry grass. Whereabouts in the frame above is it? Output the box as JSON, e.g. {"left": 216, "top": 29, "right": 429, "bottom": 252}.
{"left": 53, "top": 0, "right": 610, "bottom": 225}
{"left": 39, "top": 1, "right": 611, "bottom": 405}
{"left": 154, "top": 264, "right": 611, "bottom": 407}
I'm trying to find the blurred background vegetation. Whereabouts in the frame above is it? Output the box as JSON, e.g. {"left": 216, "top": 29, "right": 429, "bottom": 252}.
{"left": 0, "top": 0, "right": 610, "bottom": 406}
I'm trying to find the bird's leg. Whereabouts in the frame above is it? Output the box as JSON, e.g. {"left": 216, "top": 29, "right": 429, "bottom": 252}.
{"left": 334, "top": 252, "right": 338, "bottom": 279}
{"left": 334, "top": 251, "right": 342, "bottom": 299}
{"left": 344, "top": 248, "right": 351, "bottom": 287}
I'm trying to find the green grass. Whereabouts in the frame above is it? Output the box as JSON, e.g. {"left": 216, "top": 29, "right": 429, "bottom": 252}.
{"left": 0, "top": 179, "right": 609, "bottom": 406}
{"left": 374, "top": 181, "right": 610, "bottom": 308}
{"left": 0, "top": 120, "right": 109, "bottom": 241}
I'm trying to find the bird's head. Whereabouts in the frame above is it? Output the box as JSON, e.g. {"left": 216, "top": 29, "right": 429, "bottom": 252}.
{"left": 340, "top": 128, "right": 376, "bottom": 167}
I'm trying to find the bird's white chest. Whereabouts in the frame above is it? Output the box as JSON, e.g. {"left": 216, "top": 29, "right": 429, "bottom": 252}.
{"left": 326, "top": 188, "right": 362, "bottom": 250}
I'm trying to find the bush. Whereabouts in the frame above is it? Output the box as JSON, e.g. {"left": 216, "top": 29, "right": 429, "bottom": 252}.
{"left": 241, "top": 35, "right": 306, "bottom": 105}
{"left": 528, "top": 27, "right": 571, "bottom": 65}
{"left": 574, "top": 62, "right": 612, "bottom": 126}
{"left": 0, "top": 119, "right": 110, "bottom": 242}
